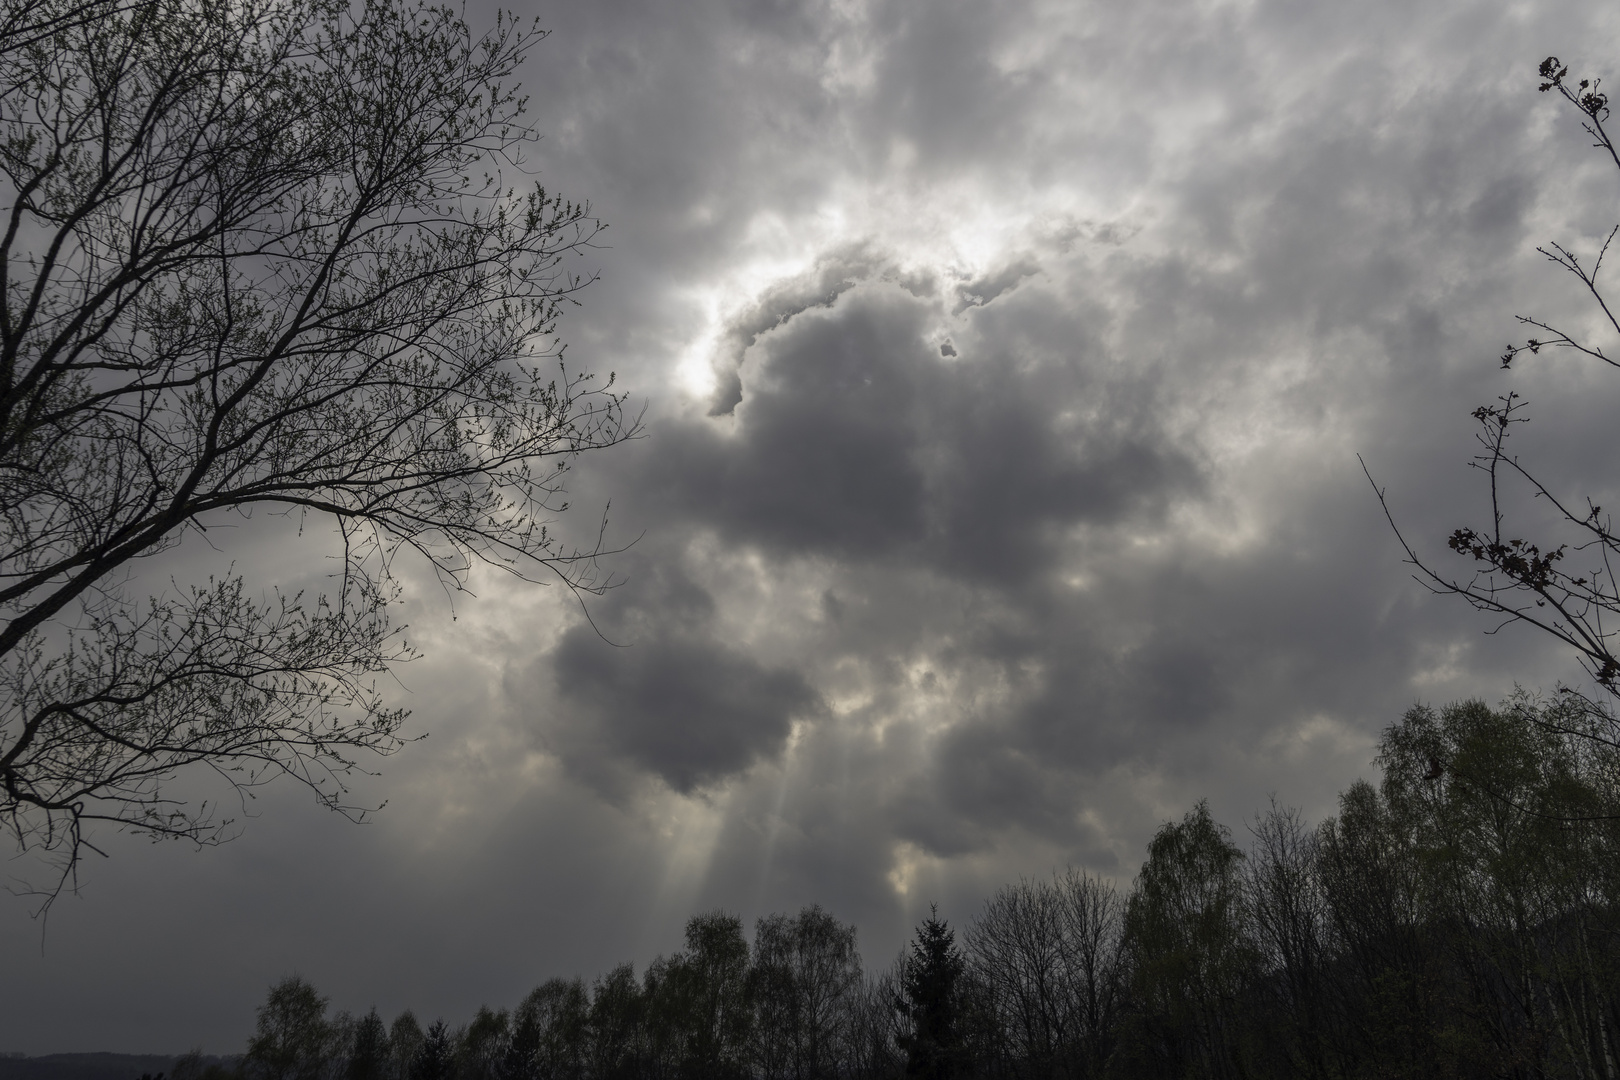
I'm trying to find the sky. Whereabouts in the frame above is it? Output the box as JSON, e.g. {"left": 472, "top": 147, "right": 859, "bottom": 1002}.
{"left": 6, "top": 0, "right": 1620, "bottom": 1055}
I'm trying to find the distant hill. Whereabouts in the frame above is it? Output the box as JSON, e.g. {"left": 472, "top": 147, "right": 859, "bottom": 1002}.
{"left": 0, "top": 1055, "right": 236, "bottom": 1080}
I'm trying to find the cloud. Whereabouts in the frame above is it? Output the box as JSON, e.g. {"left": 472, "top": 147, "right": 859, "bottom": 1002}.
{"left": 635, "top": 264, "right": 1202, "bottom": 584}
{"left": 547, "top": 626, "right": 821, "bottom": 796}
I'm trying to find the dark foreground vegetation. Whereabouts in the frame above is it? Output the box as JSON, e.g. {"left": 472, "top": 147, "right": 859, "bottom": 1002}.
{"left": 178, "top": 695, "right": 1620, "bottom": 1080}
{"left": 0, "top": 1056, "right": 230, "bottom": 1080}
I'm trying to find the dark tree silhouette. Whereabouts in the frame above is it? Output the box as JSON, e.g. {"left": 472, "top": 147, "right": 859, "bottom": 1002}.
{"left": 245, "top": 976, "right": 337, "bottom": 1080}
{"left": 966, "top": 870, "right": 1124, "bottom": 1080}
{"left": 455, "top": 1006, "right": 512, "bottom": 1080}
{"left": 1116, "top": 802, "right": 1254, "bottom": 1080}
{"left": 410, "top": 1021, "right": 451, "bottom": 1080}
{"left": 751, "top": 904, "right": 863, "bottom": 1080}
{"left": 897, "top": 905, "right": 967, "bottom": 1080}
{"left": 1368, "top": 56, "right": 1620, "bottom": 748}
{"left": 347, "top": 1010, "right": 390, "bottom": 1080}
{"left": 644, "top": 911, "right": 753, "bottom": 1079}
{"left": 510, "top": 978, "right": 588, "bottom": 1080}
{"left": 585, "top": 964, "right": 644, "bottom": 1080}
{"left": 0, "top": 0, "right": 636, "bottom": 896}
{"left": 388, "top": 1012, "right": 424, "bottom": 1080}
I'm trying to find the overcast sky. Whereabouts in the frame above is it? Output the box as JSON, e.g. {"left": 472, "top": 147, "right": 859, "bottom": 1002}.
{"left": 7, "top": 0, "right": 1620, "bottom": 1056}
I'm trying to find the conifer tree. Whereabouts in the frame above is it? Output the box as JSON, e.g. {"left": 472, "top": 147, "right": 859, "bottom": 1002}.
{"left": 346, "top": 1010, "right": 389, "bottom": 1080}
{"left": 897, "top": 905, "right": 967, "bottom": 1080}
{"left": 410, "top": 1021, "right": 451, "bottom": 1080}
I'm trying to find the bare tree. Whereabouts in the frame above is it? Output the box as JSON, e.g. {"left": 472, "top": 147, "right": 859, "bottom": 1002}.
{"left": 1367, "top": 56, "right": 1620, "bottom": 740}
{"left": 1051, "top": 869, "right": 1123, "bottom": 1079}
{"left": 0, "top": 0, "right": 636, "bottom": 894}
{"left": 751, "top": 905, "right": 864, "bottom": 1080}
{"left": 843, "top": 960, "right": 907, "bottom": 1080}
{"left": 967, "top": 877, "right": 1070, "bottom": 1077}
{"left": 964, "top": 869, "right": 1123, "bottom": 1079}
{"left": 1244, "top": 802, "right": 1330, "bottom": 1080}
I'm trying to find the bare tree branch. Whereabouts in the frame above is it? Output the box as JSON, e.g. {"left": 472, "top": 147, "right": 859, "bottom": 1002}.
{"left": 0, "top": 0, "right": 640, "bottom": 905}
{"left": 1368, "top": 56, "right": 1620, "bottom": 737}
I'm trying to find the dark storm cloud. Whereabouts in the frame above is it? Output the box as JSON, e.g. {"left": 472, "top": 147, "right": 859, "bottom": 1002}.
{"left": 549, "top": 627, "right": 820, "bottom": 795}
{"left": 630, "top": 274, "right": 1200, "bottom": 582}
{"left": 505, "top": 554, "right": 822, "bottom": 795}
{"left": 668, "top": 288, "right": 934, "bottom": 559}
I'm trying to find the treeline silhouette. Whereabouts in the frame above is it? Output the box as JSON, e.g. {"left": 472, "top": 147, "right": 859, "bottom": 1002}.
{"left": 0, "top": 1056, "right": 223, "bottom": 1080}
{"left": 210, "top": 696, "right": 1620, "bottom": 1079}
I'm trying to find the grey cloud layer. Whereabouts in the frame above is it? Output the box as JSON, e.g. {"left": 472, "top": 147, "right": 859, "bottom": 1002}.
{"left": 648, "top": 273, "right": 1199, "bottom": 574}
{"left": 518, "top": 0, "right": 1620, "bottom": 904}
{"left": 6, "top": 0, "right": 1620, "bottom": 1056}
